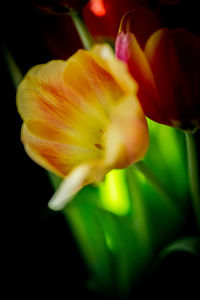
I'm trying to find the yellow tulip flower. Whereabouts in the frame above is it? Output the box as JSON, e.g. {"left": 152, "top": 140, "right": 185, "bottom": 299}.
{"left": 17, "top": 44, "right": 148, "bottom": 210}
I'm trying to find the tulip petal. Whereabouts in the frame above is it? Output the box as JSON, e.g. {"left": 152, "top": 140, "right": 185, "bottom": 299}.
{"left": 145, "top": 28, "right": 200, "bottom": 127}
{"left": 16, "top": 60, "right": 68, "bottom": 127}
{"left": 21, "top": 121, "right": 103, "bottom": 177}
{"left": 116, "top": 32, "right": 169, "bottom": 124}
{"left": 168, "top": 29, "right": 200, "bottom": 126}
{"left": 105, "top": 94, "right": 149, "bottom": 168}
{"left": 90, "top": 44, "right": 137, "bottom": 95}
{"left": 145, "top": 29, "right": 181, "bottom": 123}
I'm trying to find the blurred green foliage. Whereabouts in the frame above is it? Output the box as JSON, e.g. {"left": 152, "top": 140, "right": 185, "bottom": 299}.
{"left": 48, "top": 119, "right": 192, "bottom": 297}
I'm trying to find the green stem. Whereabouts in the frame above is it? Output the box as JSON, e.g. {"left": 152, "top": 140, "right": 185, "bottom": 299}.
{"left": 70, "top": 11, "right": 94, "bottom": 50}
{"left": 185, "top": 132, "right": 200, "bottom": 231}
{"left": 1, "top": 45, "right": 23, "bottom": 88}
{"left": 134, "top": 160, "right": 176, "bottom": 209}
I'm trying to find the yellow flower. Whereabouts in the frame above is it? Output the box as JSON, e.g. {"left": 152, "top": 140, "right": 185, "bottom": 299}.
{"left": 17, "top": 44, "right": 148, "bottom": 210}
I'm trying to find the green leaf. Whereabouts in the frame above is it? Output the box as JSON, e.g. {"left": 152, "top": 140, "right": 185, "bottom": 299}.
{"left": 158, "top": 236, "right": 200, "bottom": 263}
{"left": 145, "top": 119, "right": 189, "bottom": 204}
{"left": 126, "top": 164, "right": 184, "bottom": 251}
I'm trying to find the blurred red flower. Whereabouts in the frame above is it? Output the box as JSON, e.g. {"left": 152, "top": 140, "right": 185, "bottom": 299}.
{"left": 82, "top": 0, "right": 148, "bottom": 40}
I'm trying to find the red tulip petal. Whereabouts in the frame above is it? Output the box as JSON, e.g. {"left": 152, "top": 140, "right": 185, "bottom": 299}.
{"left": 145, "top": 28, "right": 200, "bottom": 128}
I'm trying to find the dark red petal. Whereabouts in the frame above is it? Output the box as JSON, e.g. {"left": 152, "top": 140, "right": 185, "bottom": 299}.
{"left": 145, "top": 28, "right": 200, "bottom": 129}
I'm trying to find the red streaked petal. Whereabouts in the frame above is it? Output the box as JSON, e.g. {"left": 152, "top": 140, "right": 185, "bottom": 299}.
{"left": 116, "top": 32, "right": 169, "bottom": 124}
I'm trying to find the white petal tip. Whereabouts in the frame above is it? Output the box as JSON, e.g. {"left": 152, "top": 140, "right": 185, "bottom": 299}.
{"left": 48, "top": 164, "right": 97, "bottom": 211}
{"left": 48, "top": 195, "right": 72, "bottom": 211}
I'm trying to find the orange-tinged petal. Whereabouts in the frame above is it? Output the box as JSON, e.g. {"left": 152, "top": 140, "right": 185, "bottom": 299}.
{"left": 17, "top": 60, "right": 66, "bottom": 123}
{"left": 21, "top": 123, "right": 70, "bottom": 176}
{"left": 90, "top": 44, "right": 137, "bottom": 95}
{"left": 21, "top": 119, "right": 105, "bottom": 177}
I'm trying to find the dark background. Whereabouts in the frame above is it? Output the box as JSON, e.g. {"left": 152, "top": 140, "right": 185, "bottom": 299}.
{"left": 1, "top": 1, "right": 89, "bottom": 298}
{"left": 1, "top": 1, "right": 199, "bottom": 298}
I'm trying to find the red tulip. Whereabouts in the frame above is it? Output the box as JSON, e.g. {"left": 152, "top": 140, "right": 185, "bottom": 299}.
{"left": 115, "top": 6, "right": 200, "bottom": 132}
